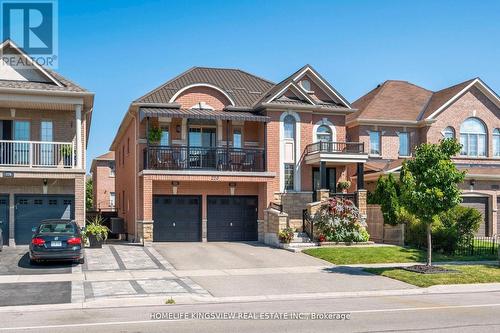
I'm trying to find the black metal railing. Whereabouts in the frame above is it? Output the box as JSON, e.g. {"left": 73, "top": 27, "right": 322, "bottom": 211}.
{"left": 144, "top": 146, "right": 266, "bottom": 172}
{"left": 329, "top": 192, "right": 358, "bottom": 206}
{"left": 269, "top": 202, "right": 283, "bottom": 213}
{"left": 455, "top": 236, "right": 499, "bottom": 257}
{"left": 305, "top": 141, "right": 365, "bottom": 154}
{"left": 302, "top": 209, "right": 314, "bottom": 241}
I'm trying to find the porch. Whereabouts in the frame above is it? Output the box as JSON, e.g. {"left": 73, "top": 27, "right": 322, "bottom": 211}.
{"left": 0, "top": 140, "right": 75, "bottom": 168}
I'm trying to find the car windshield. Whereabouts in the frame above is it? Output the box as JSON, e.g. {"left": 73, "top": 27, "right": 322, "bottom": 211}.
{"left": 39, "top": 223, "right": 75, "bottom": 234}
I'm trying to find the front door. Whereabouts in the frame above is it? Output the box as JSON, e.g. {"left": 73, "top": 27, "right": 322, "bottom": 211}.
{"left": 13, "top": 121, "right": 30, "bottom": 165}
{"left": 312, "top": 167, "right": 336, "bottom": 201}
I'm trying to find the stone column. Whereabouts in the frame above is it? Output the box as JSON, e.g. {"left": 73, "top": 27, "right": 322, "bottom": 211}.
{"left": 8, "top": 193, "right": 15, "bottom": 246}
{"left": 141, "top": 176, "right": 154, "bottom": 245}
{"left": 75, "top": 104, "right": 82, "bottom": 169}
{"left": 316, "top": 189, "right": 329, "bottom": 202}
{"left": 357, "top": 189, "right": 367, "bottom": 217}
{"left": 75, "top": 174, "right": 85, "bottom": 227}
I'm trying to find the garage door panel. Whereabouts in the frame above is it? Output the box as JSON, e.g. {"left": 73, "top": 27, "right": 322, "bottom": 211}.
{"left": 153, "top": 195, "right": 201, "bottom": 242}
{"left": 0, "top": 195, "right": 8, "bottom": 245}
{"left": 461, "top": 197, "right": 489, "bottom": 237}
{"left": 15, "top": 195, "right": 75, "bottom": 245}
{"left": 207, "top": 196, "right": 258, "bottom": 242}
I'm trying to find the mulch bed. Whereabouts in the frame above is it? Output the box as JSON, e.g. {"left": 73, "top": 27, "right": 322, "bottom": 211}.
{"left": 403, "top": 265, "right": 460, "bottom": 274}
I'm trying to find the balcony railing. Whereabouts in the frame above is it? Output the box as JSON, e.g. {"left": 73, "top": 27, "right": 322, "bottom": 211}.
{"left": 305, "top": 141, "right": 365, "bottom": 154}
{"left": 0, "top": 140, "right": 75, "bottom": 168}
{"left": 144, "top": 146, "right": 266, "bottom": 172}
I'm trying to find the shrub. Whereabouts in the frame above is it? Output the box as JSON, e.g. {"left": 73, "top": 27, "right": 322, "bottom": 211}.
{"left": 148, "top": 126, "right": 162, "bottom": 143}
{"left": 336, "top": 180, "right": 351, "bottom": 191}
{"left": 404, "top": 206, "right": 482, "bottom": 253}
{"left": 372, "top": 174, "right": 401, "bottom": 225}
{"left": 278, "top": 227, "right": 295, "bottom": 243}
{"left": 312, "top": 197, "right": 369, "bottom": 243}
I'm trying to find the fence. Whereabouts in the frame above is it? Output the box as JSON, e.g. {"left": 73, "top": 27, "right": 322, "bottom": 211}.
{"left": 455, "top": 236, "right": 499, "bottom": 257}
{"left": 366, "top": 204, "right": 404, "bottom": 245}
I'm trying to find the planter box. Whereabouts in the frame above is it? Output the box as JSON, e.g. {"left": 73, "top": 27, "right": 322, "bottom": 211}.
{"left": 88, "top": 234, "right": 103, "bottom": 248}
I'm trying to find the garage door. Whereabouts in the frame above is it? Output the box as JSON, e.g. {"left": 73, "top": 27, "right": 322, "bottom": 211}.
{"left": 15, "top": 195, "right": 74, "bottom": 245}
{"left": 153, "top": 195, "right": 201, "bottom": 242}
{"left": 461, "top": 197, "right": 489, "bottom": 237}
{"left": 207, "top": 196, "right": 258, "bottom": 241}
{"left": 0, "top": 195, "right": 8, "bottom": 246}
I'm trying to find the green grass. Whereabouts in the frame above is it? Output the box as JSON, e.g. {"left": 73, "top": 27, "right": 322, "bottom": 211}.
{"left": 302, "top": 246, "right": 497, "bottom": 265}
{"left": 365, "top": 265, "right": 500, "bottom": 287}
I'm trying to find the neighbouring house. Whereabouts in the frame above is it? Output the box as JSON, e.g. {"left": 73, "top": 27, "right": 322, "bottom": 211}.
{"left": 110, "top": 65, "right": 368, "bottom": 243}
{"left": 347, "top": 78, "right": 500, "bottom": 237}
{"left": 0, "top": 40, "right": 94, "bottom": 246}
{"left": 90, "top": 151, "right": 116, "bottom": 211}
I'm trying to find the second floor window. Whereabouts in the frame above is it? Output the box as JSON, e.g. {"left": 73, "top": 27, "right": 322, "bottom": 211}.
{"left": 399, "top": 132, "right": 410, "bottom": 157}
{"left": 109, "top": 161, "right": 115, "bottom": 177}
{"left": 443, "top": 126, "right": 455, "bottom": 139}
{"left": 316, "top": 125, "right": 332, "bottom": 142}
{"left": 160, "top": 127, "right": 169, "bottom": 146}
{"left": 494, "top": 128, "right": 500, "bottom": 157}
{"left": 283, "top": 115, "right": 296, "bottom": 139}
{"left": 233, "top": 128, "right": 242, "bottom": 148}
{"left": 369, "top": 131, "right": 381, "bottom": 155}
{"left": 460, "top": 118, "right": 486, "bottom": 157}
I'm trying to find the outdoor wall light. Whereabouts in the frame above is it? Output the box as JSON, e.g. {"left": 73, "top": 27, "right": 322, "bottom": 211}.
{"left": 469, "top": 179, "right": 475, "bottom": 191}
{"left": 176, "top": 125, "right": 181, "bottom": 133}
{"left": 172, "top": 181, "right": 179, "bottom": 195}
{"left": 43, "top": 178, "right": 48, "bottom": 186}
{"left": 171, "top": 181, "right": 180, "bottom": 186}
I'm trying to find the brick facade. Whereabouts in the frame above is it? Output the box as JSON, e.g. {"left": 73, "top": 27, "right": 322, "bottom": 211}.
{"left": 91, "top": 154, "right": 115, "bottom": 210}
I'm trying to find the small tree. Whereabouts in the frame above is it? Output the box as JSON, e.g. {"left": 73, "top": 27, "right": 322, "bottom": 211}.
{"left": 86, "top": 178, "right": 93, "bottom": 210}
{"left": 400, "top": 139, "right": 465, "bottom": 265}
{"left": 373, "top": 174, "right": 400, "bottom": 226}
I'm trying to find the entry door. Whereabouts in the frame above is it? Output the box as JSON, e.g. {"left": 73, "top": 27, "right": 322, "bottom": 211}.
{"left": 152, "top": 195, "right": 201, "bottom": 242}
{"left": 0, "top": 195, "right": 8, "bottom": 246}
{"left": 312, "top": 167, "right": 336, "bottom": 201}
{"left": 40, "top": 121, "right": 54, "bottom": 166}
{"left": 461, "top": 197, "right": 489, "bottom": 237}
{"left": 13, "top": 121, "right": 30, "bottom": 165}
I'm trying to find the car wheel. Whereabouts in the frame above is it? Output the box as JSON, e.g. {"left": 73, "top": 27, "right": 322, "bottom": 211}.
{"left": 75, "top": 258, "right": 84, "bottom": 265}
{"left": 29, "top": 258, "right": 38, "bottom": 265}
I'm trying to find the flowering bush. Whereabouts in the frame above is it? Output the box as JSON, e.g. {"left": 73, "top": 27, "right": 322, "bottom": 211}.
{"left": 278, "top": 227, "right": 295, "bottom": 244}
{"left": 312, "top": 197, "right": 369, "bottom": 243}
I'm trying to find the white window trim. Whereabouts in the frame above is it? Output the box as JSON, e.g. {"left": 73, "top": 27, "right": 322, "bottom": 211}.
{"left": 312, "top": 118, "right": 336, "bottom": 143}
{"left": 279, "top": 110, "right": 301, "bottom": 192}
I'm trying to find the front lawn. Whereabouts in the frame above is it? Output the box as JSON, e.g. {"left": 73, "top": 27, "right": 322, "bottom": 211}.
{"left": 302, "top": 246, "right": 497, "bottom": 265}
{"left": 365, "top": 265, "right": 500, "bottom": 287}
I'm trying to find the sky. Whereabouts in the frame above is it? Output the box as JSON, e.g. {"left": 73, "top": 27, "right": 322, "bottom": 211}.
{"left": 53, "top": 0, "right": 500, "bottom": 172}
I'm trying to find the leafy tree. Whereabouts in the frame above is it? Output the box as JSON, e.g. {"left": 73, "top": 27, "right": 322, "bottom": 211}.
{"left": 372, "top": 174, "right": 401, "bottom": 226}
{"left": 400, "top": 139, "right": 465, "bottom": 265}
{"left": 86, "top": 178, "right": 93, "bottom": 210}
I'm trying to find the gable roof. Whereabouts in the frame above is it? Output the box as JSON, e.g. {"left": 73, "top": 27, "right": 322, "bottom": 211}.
{"left": 135, "top": 67, "right": 274, "bottom": 108}
{"left": 350, "top": 78, "right": 500, "bottom": 124}
{"left": 0, "top": 39, "right": 88, "bottom": 93}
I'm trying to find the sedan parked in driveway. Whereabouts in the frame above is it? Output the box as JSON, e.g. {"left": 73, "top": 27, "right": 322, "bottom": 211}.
{"left": 29, "top": 219, "right": 84, "bottom": 264}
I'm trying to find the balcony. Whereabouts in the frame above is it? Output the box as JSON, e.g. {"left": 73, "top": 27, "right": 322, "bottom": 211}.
{"left": 0, "top": 140, "right": 75, "bottom": 169}
{"left": 304, "top": 141, "right": 368, "bottom": 165}
{"left": 144, "top": 146, "right": 266, "bottom": 172}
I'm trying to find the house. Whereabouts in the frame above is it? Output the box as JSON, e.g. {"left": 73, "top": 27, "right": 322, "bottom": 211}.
{"left": 0, "top": 40, "right": 94, "bottom": 246}
{"left": 90, "top": 151, "right": 116, "bottom": 211}
{"left": 347, "top": 78, "right": 500, "bottom": 237}
{"left": 110, "top": 65, "right": 368, "bottom": 243}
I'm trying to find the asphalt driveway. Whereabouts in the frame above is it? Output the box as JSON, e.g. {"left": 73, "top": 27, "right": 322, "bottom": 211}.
{"left": 0, "top": 247, "right": 74, "bottom": 275}
{"left": 153, "top": 242, "right": 327, "bottom": 270}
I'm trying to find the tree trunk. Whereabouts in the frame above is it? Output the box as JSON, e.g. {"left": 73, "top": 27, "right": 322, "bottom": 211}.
{"left": 426, "top": 224, "right": 432, "bottom": 266}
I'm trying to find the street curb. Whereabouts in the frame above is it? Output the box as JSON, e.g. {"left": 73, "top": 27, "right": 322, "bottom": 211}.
{"left": 1, "top": 282, "right": 500, "bottom": 313}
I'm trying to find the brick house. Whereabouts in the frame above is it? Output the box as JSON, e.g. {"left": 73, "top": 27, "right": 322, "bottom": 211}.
{"left": 110, "top": 65, "right": 368, "bottom": 243}
{"left": 0, "top": 40, "right": 94, "bottom": 246}
{"left": 90, "top": 151, "right": 115, "bottom": 211}
{"left": 347, "top": 78, "right": 500, "bottom": 236}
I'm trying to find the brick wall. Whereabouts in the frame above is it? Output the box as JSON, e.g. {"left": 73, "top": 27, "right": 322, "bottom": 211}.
{"left": 92, "top": 160, "right": 115, "bottom": 210}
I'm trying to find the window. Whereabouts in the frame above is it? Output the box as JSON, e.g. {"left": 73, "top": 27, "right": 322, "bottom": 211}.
{"left": 122, "top": 145, "right": 125, "bottom": 165}
{"left": 109, "top": 161, "right": 115, "bottom": 176}
{"left": 160, "top": 127, "right": 169, "bottom": 146}
{"left": 14, "top": 121, "right": 30, "bottom": 140}
{"left": 300, "top": 79, "right": 311, "bottom": 91}
{"left": 110, "top": 192, "right": 115, "bottom": 208}
{"left": 283, "top": 115, "right": 296, "bottom": 139}
{"left": 40, "top": 121, "right": 53, "bottom": 165}
{"left": 369, "top": 131, "right": 381, "bottom": 155}
{"left": 41, "top": 121, "right": 53, "bottom": 141}
{"left": 443, "top": 126, "right": 455, "bottom": 139}
{"left": 284, "top": 164, "right": 295, "bottom": 191}
{"left": 494, "top": 128, "right": 500, "bottom": 157}
{"left": 460, "top": 118, "right": 486, "bottom": 157}
{"left": 189, "top": 127, "right": 216, "bottom": 147}
{"left": 316, "top": 125, "right": 332, "bottom": 142}
{"left": 399, "top": 132, "right": 410, "bottom": 156}
{"left": 233, "top": 128, "right": 242, "bottom": 148}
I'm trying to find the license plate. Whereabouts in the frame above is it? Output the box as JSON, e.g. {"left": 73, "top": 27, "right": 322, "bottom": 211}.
{"left": 51, "top": 241, "right": 62, "bottom": 247}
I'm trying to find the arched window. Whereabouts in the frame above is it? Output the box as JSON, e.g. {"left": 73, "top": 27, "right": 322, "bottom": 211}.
{"left": 283, "top": 115, "right": 296, "bottom": 139}
{"left": 316, "top": 125, "right": 332, "bottom": 142}
{"left": 494, "top": 128, "right": 500, "bottom": 157}
{"left": 443, "top": 126, "right": 455, "bottom": 139}
{"left": 460, "top": 118, "right": 487, "bottom": 157}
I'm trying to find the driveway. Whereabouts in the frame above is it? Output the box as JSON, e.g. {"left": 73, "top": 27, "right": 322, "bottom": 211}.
{"left": 153, "top": 242, "right": 416, "bottom": 297}
{"left": 153, "top": 242, "right": 327, "bottom": 270}
{"left": 0, "top": 246, "right": 74, "bottom": 275}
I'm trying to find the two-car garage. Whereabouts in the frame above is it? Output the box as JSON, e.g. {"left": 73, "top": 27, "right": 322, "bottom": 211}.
{"left": 152, "top": 195, "right": 258, "bottom": 242}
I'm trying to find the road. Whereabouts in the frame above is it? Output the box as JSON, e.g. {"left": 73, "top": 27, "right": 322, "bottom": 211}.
{"left": 1, "top": 291, "right": 499, "bottom": 332}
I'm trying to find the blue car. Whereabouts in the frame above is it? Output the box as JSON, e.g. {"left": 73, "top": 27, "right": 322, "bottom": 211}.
{"left": 29, "top": 219, "right": 85, "bottom": 264}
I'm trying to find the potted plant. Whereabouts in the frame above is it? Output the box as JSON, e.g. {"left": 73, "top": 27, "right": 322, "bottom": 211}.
{"left": 278, "top": 227, "right": 295, "bottom": 244}
{"left": 60, "top": 145, "right": 73, "bottom": 167}
{"left": 83, "top": 214, "right": 109, "bottom": 248}
{"left": 337, "top": 180, "right": 351, "bottom": 193}
{"left": 148, "top": 126, "right": 162, "bottom": 145}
